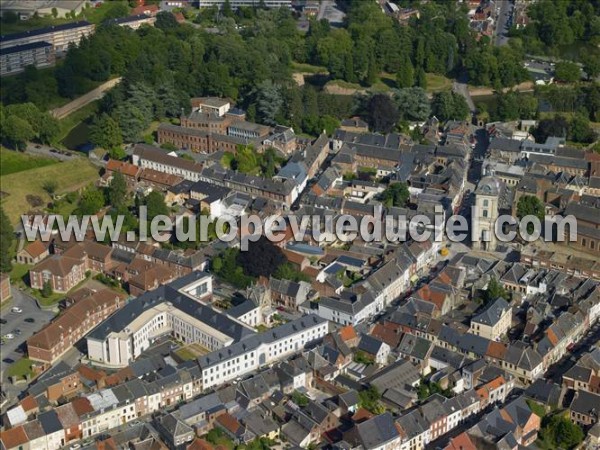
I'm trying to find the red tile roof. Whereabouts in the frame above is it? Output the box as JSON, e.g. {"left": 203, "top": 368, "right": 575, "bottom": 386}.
{"left": 0, "top": 426, "right": 28, "bottom": 449}
{"left": 339, "top": 325, "right": 358, "bottom": 342}
{"left": 21, "top": 240, "right": 48, "bottom": 259}
{"left": 106, "top": 159, "right": 140, "bottom": 178}
{"left": 20, "top": 395, "right": 38, "bottom": 413}
{"left": 444, "top": 432, "right": 477, "bottom": 450}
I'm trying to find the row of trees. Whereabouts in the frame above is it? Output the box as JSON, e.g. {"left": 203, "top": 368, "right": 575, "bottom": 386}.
{"left": 0, "top": 103, "right": 59, "bottom": 149}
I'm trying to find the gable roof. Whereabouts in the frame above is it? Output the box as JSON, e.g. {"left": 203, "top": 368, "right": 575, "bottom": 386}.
{"left": 357, "top": 413, "right": 400, "bottom": 449}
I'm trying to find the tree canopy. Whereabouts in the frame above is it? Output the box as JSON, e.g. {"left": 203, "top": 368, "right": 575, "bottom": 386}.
{"left": 0, "top": 207, "right": 14, "bottom": 273}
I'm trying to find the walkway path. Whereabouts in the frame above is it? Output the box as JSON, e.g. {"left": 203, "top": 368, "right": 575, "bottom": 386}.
{"left": 50, "top": 77, "right": 122, "bottom": 119}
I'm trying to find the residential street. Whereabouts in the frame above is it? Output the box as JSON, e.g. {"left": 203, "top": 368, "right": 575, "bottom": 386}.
{"left": 494, "top": 0, "right": 514, "bottom": 47}
{"left": 544, "top": 321, "right": 600, "bottom": 384}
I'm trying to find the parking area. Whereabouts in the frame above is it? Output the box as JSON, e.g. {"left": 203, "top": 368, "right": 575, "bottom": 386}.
{"left": 1, "top": 289, "right": 56, "bottom": 378}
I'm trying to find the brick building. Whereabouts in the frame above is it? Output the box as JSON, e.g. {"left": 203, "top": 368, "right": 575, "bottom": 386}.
{"left": 27, "top": 289, "right": 125, "bottom": 364}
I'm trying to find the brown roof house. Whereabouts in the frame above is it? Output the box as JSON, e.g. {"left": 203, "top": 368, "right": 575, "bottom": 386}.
{"left": 17, "top": 240, "right": 49, "bottom": 265}
{"left": 28, "top": 289, "right": 125, "bottom": 364}
{"left": 29, "top": 254, "right": 86, "bottom": 294}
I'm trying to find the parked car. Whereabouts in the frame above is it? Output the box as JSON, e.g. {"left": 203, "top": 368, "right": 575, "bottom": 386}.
{"left": 24, "top": 318, "right": 35, "bottom": 323}
{"left": 3, "top": 333, "right": 14, "bottom": 340}
{"left": 0, "top": 318, "right": 7, "bottom": 325}
{"left": 11, "top": 307, "right": 22, "bottom": 313}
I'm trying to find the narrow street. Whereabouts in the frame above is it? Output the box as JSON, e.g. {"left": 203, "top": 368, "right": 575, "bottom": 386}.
{"left": 494, "top": 0, "right": 514, "bottom": 47}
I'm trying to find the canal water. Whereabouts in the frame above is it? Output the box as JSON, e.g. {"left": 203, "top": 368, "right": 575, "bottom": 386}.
{"left": 61, "top": 122, "right": 95, "bottom": 154}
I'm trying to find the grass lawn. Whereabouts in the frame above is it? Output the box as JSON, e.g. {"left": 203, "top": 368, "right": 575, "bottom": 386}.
{"left": 10, "top": 263, "right": 31, "bottom": 285}
{"left": 425, "top": 73, "right": 453, "bottom": 93}
{"left": 0, "top": 158, "right": 99, "bottom": 225}
{"left": 174, "top": 347, "right": 198, "bottom": 361}
{"left": 291, "top": 62, "right": 329, "bottom": 74}
{"left": 0, "top": 148, "right": 57, "bottom": 176}
{"left": 29, "top": 288, "right": 64, "bottom": 307}
{"left": 6, "top": 357, "right": 36, "bottom": 380}
{"left": 327, "top": 79, "right": 363, "bottom": 89}
{"left": 81, "top": 2, "right": 130, "bottom": 24}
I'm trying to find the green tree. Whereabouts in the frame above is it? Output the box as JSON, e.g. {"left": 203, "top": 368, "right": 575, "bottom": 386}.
{"left": 222, "top": 0, "right": 233, "bottom": 18}
{"left": 78, "top": 186, "right": 106, "bottom": 216}
{"left": 108, "top": 172, "right": 128, "bottom": 210}
{"left": 51, "top": 7, "right": 58, "bottom": 18}
{"left": 155, "top": 11, "right": 179, "bottom": 30}
{"left": 554, "top": 62, "right": 581, "bottom": 83}
{"left": 144, "top": 191, "right": 169, "bottom": 221}
{"left": 41, "top": 280, "right": 53, "bottom": 298}
{"left": 582, "top": 54, "right": 600, "bottom": 80}
{"left": 483, "top": 277, "right": 510, "bottom": 304}
{"left": 364, "top": 94, "right": 399, "bottom": 133}
{"left": 90, "top": 114, "right": 123, "bottom": 150}
{"left": 517, "top": 195, "right": 545, "bottom": 222}
{"left": 540, "top": 414, "right": 584, "bottom": 449}
{"left": 274, "top": 262, "right": 310, "bottom": 282}
{"left": 431, "top": 91, "right": 469, "bottom": 121}
{"left": 569, "top": 113, "right": 594, "bottom": 143}
{"left": 358, "top": 386, "right": 385, "bottom": 414}
{"left": 2, "top": 115, "right": 35, "bottom": 150}
{"left": 396, "top": 54, "right": 415, "bottom": 88}
{"left": 291, "top": 390, "right": 309, "bottom": 407}
{"left": 0, "top": 207, "right": 14, "bottom": 272}
{"left": 380, "top": 182, "right": 410, "bottom": 207}
{"left": 42, "top": 181, "right": 58, "bottom": 196}
{"left": 255, "top": 80, "right": 283, "bottom": 126}
{"left": 394, "top": 87, "right": 431, "bottom": 121}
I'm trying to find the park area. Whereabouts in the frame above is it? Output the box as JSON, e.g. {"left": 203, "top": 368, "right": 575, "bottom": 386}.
{"left": 0, "top": 148, "right": 98, "bottom": 224}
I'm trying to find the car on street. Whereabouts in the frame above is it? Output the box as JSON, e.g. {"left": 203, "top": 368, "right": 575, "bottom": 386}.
{"left": 3, "top": 333, "right": 15, "bottom": 340}
{"left": 24, "top": 318, "right": 35, "bottom": 323}
{"left": 0, "top": 318, "right": 6, "bottom": 324}
{"left": 11, "top": 307, "right": 22, "bottom": 313}
{"left": 13, "top": 329, "right": 22, "bottom": 336}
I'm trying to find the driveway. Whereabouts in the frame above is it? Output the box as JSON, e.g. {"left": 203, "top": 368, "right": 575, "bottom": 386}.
{"left": 1, "top": 289, "right": 56, "bottom": 387}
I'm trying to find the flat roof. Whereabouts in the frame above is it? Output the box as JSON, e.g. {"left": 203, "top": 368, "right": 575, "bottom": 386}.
{"left": 1, "top": 20, "right": 92, "bottom": 43}
{"left": 0, "top": 41, "right": 52, "bottom": 56}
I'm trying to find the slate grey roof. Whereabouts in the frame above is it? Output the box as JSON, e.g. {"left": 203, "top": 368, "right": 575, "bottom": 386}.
{"left": 133, "top": 143, "right": 203, "bottom": 173}
{"left": 524, "top": 380, "right": 561, "bottom": 407}
{"left": 227, "top": 299, "right": 258, "bottom": 319}
{"left": 488, "top": 138, "right": 522, "bottom": 153}
{"left": 363, "top": 359, "right": 420, "bottom": 392}
{"left": 357, "top": 413, "right": 400, "bottom": 449}
{"left": 87, "top": 272, "right": 254, "bottom": 343}
{"left": 570, "top": 390, "right": 600, "bottom": 417}
{"left": 38, "top": 410, "right": 63, "bottom": 434}
{"left": 201, "top": 166, "right": 296, "bottom": 197}
{"left": 197, "top": 314, "right": 327, "bottom": 369}
{"left": 338, "top": 389, "right": 360, "bottom": 408}
{"left": 358, "top": 335, "right": 386, "bottom": 355}
{"left": 396, "top": 409, "right": 429, "bottom": 439}
{"left": 471, "top": 298, "right": 510, "bottom": 327}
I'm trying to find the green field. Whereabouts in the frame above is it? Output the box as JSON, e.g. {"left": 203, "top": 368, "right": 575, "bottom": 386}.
{"left": 291, "top": 62, "right": 329, "bottom": 74}
{"left": 6, "top": 357, "right": 36, "bottom": 380}
{"left": 0, "top": 148, "right": 57, "bottom": 176}
{"left": 0, "top": 157, "right": 99, "bottom": 225}
{"left": 425, "top": 73, "right": 453, "bottom": 93}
